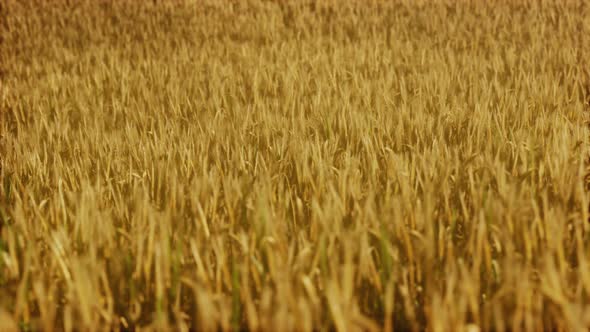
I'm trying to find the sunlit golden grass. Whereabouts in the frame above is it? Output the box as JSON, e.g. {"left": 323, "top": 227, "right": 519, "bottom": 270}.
{"left": 1, "top": 0, "right": 590, "bottom": 330}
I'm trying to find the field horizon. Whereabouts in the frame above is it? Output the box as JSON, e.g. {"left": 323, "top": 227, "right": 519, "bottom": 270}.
{"left": 1, "top": 0, "right": 590, "bottom": 331}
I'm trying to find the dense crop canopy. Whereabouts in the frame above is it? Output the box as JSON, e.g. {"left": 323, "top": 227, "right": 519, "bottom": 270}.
{"left": 1, "top": 0, "right": 589, "bottom": 331}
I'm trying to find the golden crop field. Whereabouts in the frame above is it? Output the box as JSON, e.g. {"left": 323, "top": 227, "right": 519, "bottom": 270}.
{"left": 1, "top": 0, "right": 589, "bottom": 330}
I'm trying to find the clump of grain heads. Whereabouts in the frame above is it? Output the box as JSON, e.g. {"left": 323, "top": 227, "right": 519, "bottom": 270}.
{"left": 1, "top": 0, "right": 589, "bottom": 331}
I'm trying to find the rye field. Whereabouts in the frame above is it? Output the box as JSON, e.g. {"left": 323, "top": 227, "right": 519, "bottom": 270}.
{"left": 1, "top": 0, "right": 590, "bottom": 330}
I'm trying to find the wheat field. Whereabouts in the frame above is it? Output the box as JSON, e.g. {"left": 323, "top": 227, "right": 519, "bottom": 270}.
{"left": 1, "top": 0, "right": 589, "bottom": 331}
